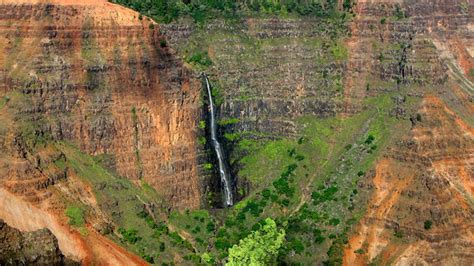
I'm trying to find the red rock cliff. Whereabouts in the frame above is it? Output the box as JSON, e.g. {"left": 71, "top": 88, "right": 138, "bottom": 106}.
{"left": 0, "top": 0, "right": 201, "bottom": 210}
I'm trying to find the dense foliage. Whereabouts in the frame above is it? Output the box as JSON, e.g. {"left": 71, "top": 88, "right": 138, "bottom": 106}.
{"left": 227, "top": 218, "right": 285, "bottom": 265}
{"left": 110, "top": 0, "right": 353, "bottom": 23}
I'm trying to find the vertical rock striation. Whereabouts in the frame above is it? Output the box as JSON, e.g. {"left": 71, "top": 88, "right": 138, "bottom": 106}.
{"left": 0, "top": 0, "right": 201, "bottom": 209}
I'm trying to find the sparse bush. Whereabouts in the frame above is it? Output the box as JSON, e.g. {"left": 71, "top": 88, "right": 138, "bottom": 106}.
{"left": 424, "top": 220, "right": 432, "bottom": 230}
{"left": 118, "top": 227, "right": 142, "bottom": 244}
{"left": 354, "top": 248, "right": 365, "bottom": 254}
{"left": 65, "top": 206, "right": 85, "bottom": 227}
{"left": 206, "top": 221, "right": 215, "bottom": 232}
{"left": 365, "top": 134, "right": 375, "bottom": 145}
{"left": 187, "top": 51, "right": 212, "bottom": 67}
{"left": 394, "top": 230, "right": 403, "bottom": 238}
{"left": 416, "top": 113, "right": 422, "bottom": 122}
{"left": 204, "top": 163, "right": 213, "bottom": 170}
{"left": 329, "top": 218, "right": 340, "bottom": 226}
{"left": 160, "top": 39, "right": 167, "bottom": 47}
{"left": 198, "top": 120, "right": 206, "bottom": 129}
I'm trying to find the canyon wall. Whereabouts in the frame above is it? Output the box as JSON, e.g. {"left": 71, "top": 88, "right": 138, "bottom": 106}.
{"left": 161, "top": 0, "right": 473, "bottom": 264}
{"left": 0, "top": 0, "right": 201, "bottom": 209}
{"left": 343, "top": 1, "right": 474, "bottom": 265}
{"left": 0, "top": 0, "right": 201, "bottom": 263}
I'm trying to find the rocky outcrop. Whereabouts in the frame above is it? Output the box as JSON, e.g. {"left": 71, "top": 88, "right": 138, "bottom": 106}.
{"left": 0, "top": 0, "right": 201, "bottom": 209}
{"left": 0, "top": 219, "right": 78, "bottom": 265}
{"left": 162, "top": 18, "right": 349, "bottom": 137}
{"left": 0, "top": 0, "right": 201, "bottom": 263}
{"left": 344, "top": 95, "right": 474, "bottom": 265}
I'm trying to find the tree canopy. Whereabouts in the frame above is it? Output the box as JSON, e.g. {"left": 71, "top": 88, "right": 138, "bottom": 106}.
{"left": 111, "top": 0, "right": 352, "bottom": 23}
{"left": 226, "top": 218, "right": 285, "bottom": 266}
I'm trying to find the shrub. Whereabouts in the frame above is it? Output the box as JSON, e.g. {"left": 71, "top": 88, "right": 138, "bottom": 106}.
{"left": 170, "top": 231, "right": 184, "bottom": 244}
{"left": 118, "top": 228, "right": 142, "bottom": 244}
{"left": 204, "top": 163, "right": 213, "bottom": 170}
{"left": 280, "top": 199, "right": 290, "bottom": 207}
{"left": 416, "top": 113, "right": 422, "bottom": 122}
{"left": 206, "top": 222, "right": 216, "bottom": 232}
{"left": 187, "top": 51, "right": 212, "bottom": 67}
{"left": 290, "top": 239, "right": 305, "bottom": 254}
{"left": 65, "top": 206, "right": 85, "bottom": 227}
{"left": 143, "top": 255, "right": 154, "bottom": 263}
{"left": 273, "top": 177, "right": 294, "bottom": 197}
{"left": 218, "top": 118, "right": 240, "bottom": 126}
{"left": 394, "top": 230, "right": 403, "bottom": 238}
{"left": 160, "top": 39, "right": 167, "bottom": 48}
{"left": 295, "top": 154, "right": 305, "bottom": 161}
{"left": 198, "top": 136, "right": 207, "bottom": 145}
{"left": 424, "top": 220, "right": 432, "bottom": 230}
{"left": 262, "top": 189, "right": 272, "bottom": 199}
{"left": 215, "top": 238, "right": 231, "bottom": 251}
{"left": 354, "top": 248, "right": 365, "bottom": 254}
{"left": 329, "top": 218, "right": 340, "bottom": 226}
{"left": 198, "top": 120, "right": 206, "bottom": 129}
{"left": 365, "top": 134, "right": 375, "bottom": 145}
{"left": 312, "top": 186, "right": 338, "bottom": 204}
{"left": 393, "top": 4, "right": 406, "bottom": 20}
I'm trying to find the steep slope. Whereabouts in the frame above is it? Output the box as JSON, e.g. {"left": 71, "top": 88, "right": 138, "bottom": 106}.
{"left": 0, "top": 0, "right": 472, "bottom": 265}
{"left": 158, "top": 0, "right": 473, "bottom": 264}
{"left": 0, "top": 219, "right": 78, "bottom": 265}
{"left": 344, "top": 95, "right": 474, "bottom": 265}
{"left": 343, "top": 0, "right": 474, "bottom": 265}
{"left": 0, "top": 0, "right": 201, "bottom": 263}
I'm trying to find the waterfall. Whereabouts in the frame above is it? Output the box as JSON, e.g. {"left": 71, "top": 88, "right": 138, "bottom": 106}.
{"left": 203, "top": 74, "right": 233, "bottom": 207}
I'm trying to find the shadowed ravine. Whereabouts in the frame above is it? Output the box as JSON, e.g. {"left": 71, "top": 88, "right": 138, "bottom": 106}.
{"left": 203, "top": 74, "right": 233, "bottom": 207}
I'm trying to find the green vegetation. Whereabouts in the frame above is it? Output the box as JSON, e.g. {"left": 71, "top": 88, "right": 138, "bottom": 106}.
{"left": 186, "top": 51, "right": 213, "bottom": 67}
{"left": 204, "top": 163, "right": 213, "bottom": 170}
{"left": 55, "top": 142, "right": 199, "bottom": 263}
{"left": 227, "top": 218, "right": 285, "bottom": 265}
{"left": 394, "top": 230, "right": 403, "bottom": 238}
{"left": 65, "top": 206, "right": 85, "bottom": 227}
{"left": 111, "top": 0, "right": 354, "bottom": 24}
{"left": 393, "top": 4, "right": 407, "bottom": 20}
{"left": 331, "top": 41, "right": 348, "bottom": 60}
{"left": 198, "top": 136, "right": 207, "bottom": 145}
{"left": 198, "top": 120, "right": 207, "bottom": 129}
{"left": 0, "top": 96, "right": 9, "bottom": 109}
{"left": 160, "top": 39, "right": 167, "bottom": 48}
{"left": 218, "top": 118, "right": 240, "bottom": 126}
{"left": 424, "top": 220, "right": 433, "bottom": 230}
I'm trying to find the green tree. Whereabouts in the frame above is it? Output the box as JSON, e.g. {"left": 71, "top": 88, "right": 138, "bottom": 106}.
{"left": 226, "top": 218, "right": 285, "bottom": 266}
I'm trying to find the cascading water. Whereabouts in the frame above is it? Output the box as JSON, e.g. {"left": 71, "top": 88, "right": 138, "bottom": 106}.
{"left": 202, "top": 74, "right": 233, "bottom": 207}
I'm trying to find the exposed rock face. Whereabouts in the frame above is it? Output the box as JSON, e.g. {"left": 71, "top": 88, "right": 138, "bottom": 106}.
{"left": 0, "top": 219, "right": 78, "bottom": 265}
{"left": 162, "top": 18, "right": 350, "bottom": 137}
{"left": 0, "top": 0, "right": 201, "bottom": 209}
{"left": 344, "top": 95, "right": 474, "bottom": 265}
{"left": 0, "top": 0, "right": 200, "bottom": 263}
{"left": 342, "top": 1, "right": 474, "bottom": 265}
{"left": 345, "top": 0, "right": 472, "bottom": 112}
